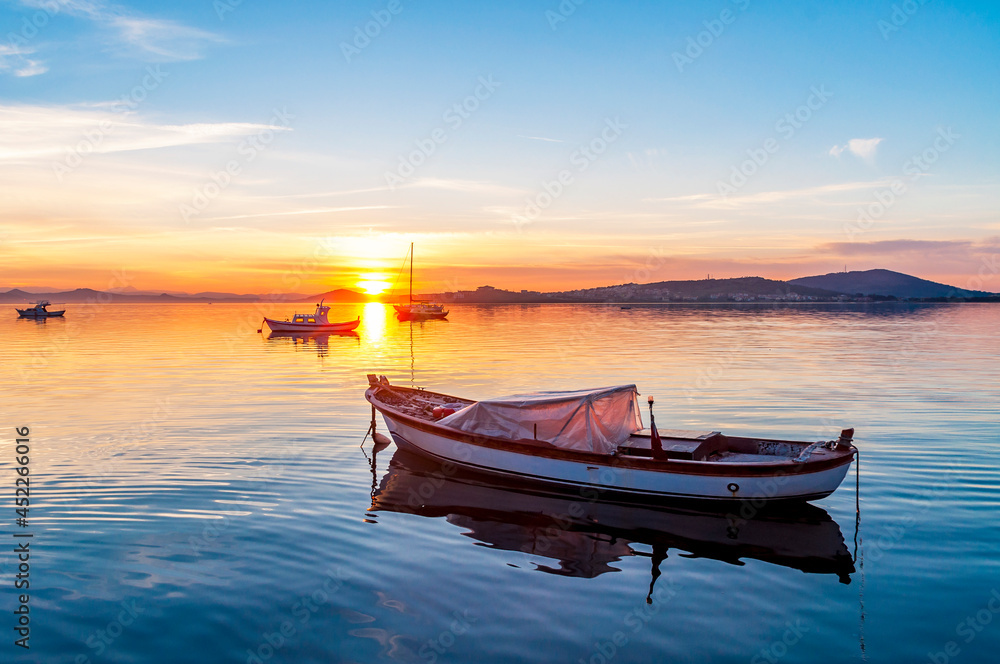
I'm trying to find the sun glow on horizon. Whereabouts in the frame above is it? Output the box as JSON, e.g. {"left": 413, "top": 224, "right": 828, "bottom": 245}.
{"left": 357, "top": 281, "right": 391, "bottom": 294}
{"left": 357, "top": 273, "right": 392, "bottom": 294}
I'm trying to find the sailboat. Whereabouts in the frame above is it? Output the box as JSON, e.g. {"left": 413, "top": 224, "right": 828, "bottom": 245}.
{"left": 392, "top": 242, "right": 449, "bottom": 320}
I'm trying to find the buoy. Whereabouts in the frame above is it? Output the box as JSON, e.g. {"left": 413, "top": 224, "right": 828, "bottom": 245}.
{"left": 372, "top": 431, "right": 391, "bottom": 452}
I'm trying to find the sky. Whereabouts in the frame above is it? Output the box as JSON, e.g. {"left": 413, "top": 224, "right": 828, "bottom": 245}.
{"left": 1, "top": 0, "right": 998, "bottom": 295}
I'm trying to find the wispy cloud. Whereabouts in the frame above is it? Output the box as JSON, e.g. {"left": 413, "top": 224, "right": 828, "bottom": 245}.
{"left": 517, "top": 135, "right": 564, "bottom": 143}
{"left": 644, "top": 181, "right": 891, "bottom": 208}
{"left": 829, "top": 137, "right": 884, "bottom": 160}
{"left": 0, "top": 44, "right": 48, "bottom": 77}
{"left": 0, "top": 105, "right": 287, "bottom": 161}
{"left": 818, "top": 238, "right": 994, "bottom": 256}
{"left": 405, "top": 177, "right": 524, "bottom": 196}
{"left": 107, "top": 16, "right": 225, "bottom": 61}
{"left": 641, "top": 193, "right": 715, "bottom": 204}
{"left": 14, "top": 0, "right": 224, "bottom": 65}
{"left": 201, "top": 206, "right": 397, "bottom": 222}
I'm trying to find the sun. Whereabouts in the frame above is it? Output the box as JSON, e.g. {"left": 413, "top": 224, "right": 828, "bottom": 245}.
{"left": 357, "top": 278, "right": 391, "bottom": 295}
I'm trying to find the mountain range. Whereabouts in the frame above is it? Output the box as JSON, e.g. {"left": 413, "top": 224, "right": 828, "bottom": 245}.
{"left": 1, "top": 269, "right": 995, "bottom": 305}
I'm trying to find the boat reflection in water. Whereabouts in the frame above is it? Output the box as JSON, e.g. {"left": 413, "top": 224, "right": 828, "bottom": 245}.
{"left": 368, "top": 449, "right": 856, "bottom": 594}
{"left": 264, "top": 330, "right": 359, "bottom": 358}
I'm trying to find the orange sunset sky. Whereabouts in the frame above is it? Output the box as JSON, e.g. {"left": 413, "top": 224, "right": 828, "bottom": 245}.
{"left": 1, "top": 2, "right": 998, "bottom": 296}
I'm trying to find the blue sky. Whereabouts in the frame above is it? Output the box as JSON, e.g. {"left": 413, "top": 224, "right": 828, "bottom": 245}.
{"left": 1, "top": 0, "right": 998, "bottom": 293}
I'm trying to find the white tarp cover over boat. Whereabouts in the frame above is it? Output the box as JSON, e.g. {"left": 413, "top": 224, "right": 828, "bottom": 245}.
{"left": 437, "top": 385, "right": 643, "bottom": 455}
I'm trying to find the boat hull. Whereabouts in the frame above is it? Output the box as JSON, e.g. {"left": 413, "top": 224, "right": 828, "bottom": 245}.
{"left": 263, "top": 317, "right": 359, "bottom": 333}
{"left": 380, "top": 416, "right": 848, "bottom": 502}
{"left": 395, "top": 311, "right": 449, "bottom": 321}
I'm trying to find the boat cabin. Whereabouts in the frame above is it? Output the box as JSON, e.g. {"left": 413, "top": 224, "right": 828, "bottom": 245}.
{"left": 289, "top": 302, "right": 330, "bottom": 324}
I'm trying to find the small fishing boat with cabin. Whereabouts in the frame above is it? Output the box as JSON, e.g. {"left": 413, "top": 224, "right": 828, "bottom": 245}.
{"left": 392, "top": 243, "right": 448, "bottom": 321}
{"left": 16, "top": 300, "right": 66, "bottom": 318}
{"left": 260, "top": 300, "right": 359, "bottom": 333}
{"left": 364, "top": 376, "right": 857, "bottom": 503}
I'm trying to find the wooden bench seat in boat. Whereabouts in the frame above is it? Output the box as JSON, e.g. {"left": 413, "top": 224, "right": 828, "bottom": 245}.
{"left": 619, "top": 429, "right": 726, "bottom": 461}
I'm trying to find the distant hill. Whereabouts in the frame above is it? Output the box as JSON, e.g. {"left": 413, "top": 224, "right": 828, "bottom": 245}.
{"left": 1, "top": 288, "right": 262, "bottom": 304}
{"left": 293, "top": 289, "right": 379, "bottom": 303}
{"left": 592, "top": 276, "right": 841, "bottom": 300}
{"left": 789, "top": 269, "right": 994, "bottom": 299}
{"left": 439, "top": 277, "right": 844, "bottom": 303}
{"left": 5, "top": 269, "right": 996, "bottom": 306}
{"left": 0, "top": 288, "right": 314, "bottom": 303}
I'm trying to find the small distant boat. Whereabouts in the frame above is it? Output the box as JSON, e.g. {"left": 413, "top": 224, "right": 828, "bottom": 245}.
{"left": 621, "top": 305, "right": 633, "bottom": 310}
{"left": 260, "top": 300, "right": 359, "bottom": 333}
{"left": 364, "top": 377, "right": 857, "bottom": 503}
{"left": 392, "top": 243, "right": 448, "bottom": 321}
{"left": 16, "top": 300, "right": 65, "bottom": 318}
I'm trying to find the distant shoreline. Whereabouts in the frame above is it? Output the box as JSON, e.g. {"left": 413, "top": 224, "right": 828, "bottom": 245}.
{"left": 7, "top": 298, "right": 998, "bottom": 306}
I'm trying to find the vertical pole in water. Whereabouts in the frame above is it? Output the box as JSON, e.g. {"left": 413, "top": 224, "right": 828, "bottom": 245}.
{"left": 409, "top": 242, "right": 414, "bottom": 306}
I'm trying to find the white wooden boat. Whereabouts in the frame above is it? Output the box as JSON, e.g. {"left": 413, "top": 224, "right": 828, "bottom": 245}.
{"left": 364, "top": 376, "right": 857, "bottom": 503}
{"left": 16, "top": 300, "right": 65, "bottom": 318}
{"left": 392, "top": 243, "right": 448, "bottom": 320}
{"left": 261, "top": 300, "right": 359, "bottom": 333}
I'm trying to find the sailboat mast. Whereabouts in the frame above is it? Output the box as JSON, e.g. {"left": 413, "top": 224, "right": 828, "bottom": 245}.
{"left": 409, "top": 242, "right": 413, "bottom": 305}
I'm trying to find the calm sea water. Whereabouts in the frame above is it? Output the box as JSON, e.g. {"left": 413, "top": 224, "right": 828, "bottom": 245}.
{"left": 2, "top": 302, "right": 998, "bottom": 664}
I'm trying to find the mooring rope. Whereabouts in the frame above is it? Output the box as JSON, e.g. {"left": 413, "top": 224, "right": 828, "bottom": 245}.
{"left": 852, "top": 444, "right": 866, "bottom": 661}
